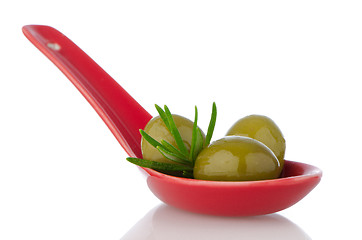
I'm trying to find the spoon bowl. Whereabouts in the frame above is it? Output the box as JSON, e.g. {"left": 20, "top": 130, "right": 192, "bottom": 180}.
{"left": 142, "top": 160, "right": 321, "bottom": 216}
{"left": 23, "top": 25, "right": 322, "bottom": 216}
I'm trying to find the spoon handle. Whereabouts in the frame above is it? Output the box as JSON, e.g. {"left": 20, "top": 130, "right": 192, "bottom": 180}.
{"left": 22, "top": 25, "right": 151, "bottom": 158}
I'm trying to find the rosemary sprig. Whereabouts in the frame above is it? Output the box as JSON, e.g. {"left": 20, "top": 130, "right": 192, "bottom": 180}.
{"left": 189, "top": 106, "right": 199, "bottom": 161}
{"left": 163, "top": 105, "right": 190, "bottom": 158}
{"left": 139, "top": 129, "right": 189, "bottom": 164}
{"left": 205, "top": 102, "right": 217, "bottom": 146}
{"left": 126, "top": 158, "right": 193, "bottom": 172}
{"left": 156, "top": 146, "right": 190, "bottom": 165}
{"left": 155, "top": 104, "right": 170, "bottom": 129}
{"left": 189, "top": 106, "right": 204, "bottom": 163}
{"left": 160, "top": 139, "right": 187, "bottom": 160}
{"left": 126, "top": 103, "right": 217, "bottom": 178}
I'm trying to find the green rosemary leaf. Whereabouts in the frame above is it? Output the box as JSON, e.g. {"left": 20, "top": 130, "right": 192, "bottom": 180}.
{"left": 156, "top": 146, "right": 191, "bottom": 165}
{"left": 193, "top": 127, "right": 204, "bottom": 162}
{"left": 161, "top": 140, "right": 190, "bottom": 161}
{"left": 163, "top": 105, "right": 189, "bottom": 157}
{"left": 139, "top": 129, "right": 163, "bottom": 149}
{"left": 155, "top": 104, "right": 170, "bottom": 129}
{"left": 205, "top": 102, "right": 217, "bottom": 146}
{"left": 140, "top": 129, "right": 189, "bottom": 164}
{"left": 126, "top": 157, "right": 193, "bottom": 172}
{"left": 189, "top": 106, "right": 199, "bottom": 161}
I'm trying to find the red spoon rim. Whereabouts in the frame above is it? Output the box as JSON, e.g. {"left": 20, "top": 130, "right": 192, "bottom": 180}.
{"left": 142, "top": 160, "right": 322, "bottom": 185}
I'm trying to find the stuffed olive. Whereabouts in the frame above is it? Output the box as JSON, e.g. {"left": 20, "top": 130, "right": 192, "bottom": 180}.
{"left": 226, "top": 115, "right": 286, "bottom": 169}
{"left": 141, "top": 114, "right": 205, "bottom": 164}
{"left": 194, "top": 136, "right": 281, "bottom": 181}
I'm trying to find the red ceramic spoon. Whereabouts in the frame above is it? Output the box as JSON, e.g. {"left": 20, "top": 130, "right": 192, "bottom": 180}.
{"left": 22, "top": 25, "right": 151, "bottom": 159}
{"left": 23, "top": 25, "right": 322, "bottom": 216}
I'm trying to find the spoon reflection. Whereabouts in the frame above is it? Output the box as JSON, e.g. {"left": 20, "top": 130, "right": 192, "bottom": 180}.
{"left": 120, "top": 204, "right": 311, "bottom": 240}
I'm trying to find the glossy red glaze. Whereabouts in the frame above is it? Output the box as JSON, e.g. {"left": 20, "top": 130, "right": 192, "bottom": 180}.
{"left": 22, "top": 25, "right": 151, "bottom": 158}
{"left": 142, "top": 160, "right": 322, "bottom": 216}
{"left": 23, "top": 25, "right": 322, "bottom": 216}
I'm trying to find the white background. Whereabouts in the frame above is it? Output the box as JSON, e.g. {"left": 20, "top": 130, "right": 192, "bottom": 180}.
{"left": 1, "top": 0, "right": 361, "bottom": 239}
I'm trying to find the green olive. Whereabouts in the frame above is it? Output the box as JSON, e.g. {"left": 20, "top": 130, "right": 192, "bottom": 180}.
{"left": 141, "top": 114, "right": 204, "bottom": 164}
{"left": 226, "top": 115, "right": 286, "bottom": 169}
{"left": 194, "top": 136, "right": 281, "bottom": 181}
